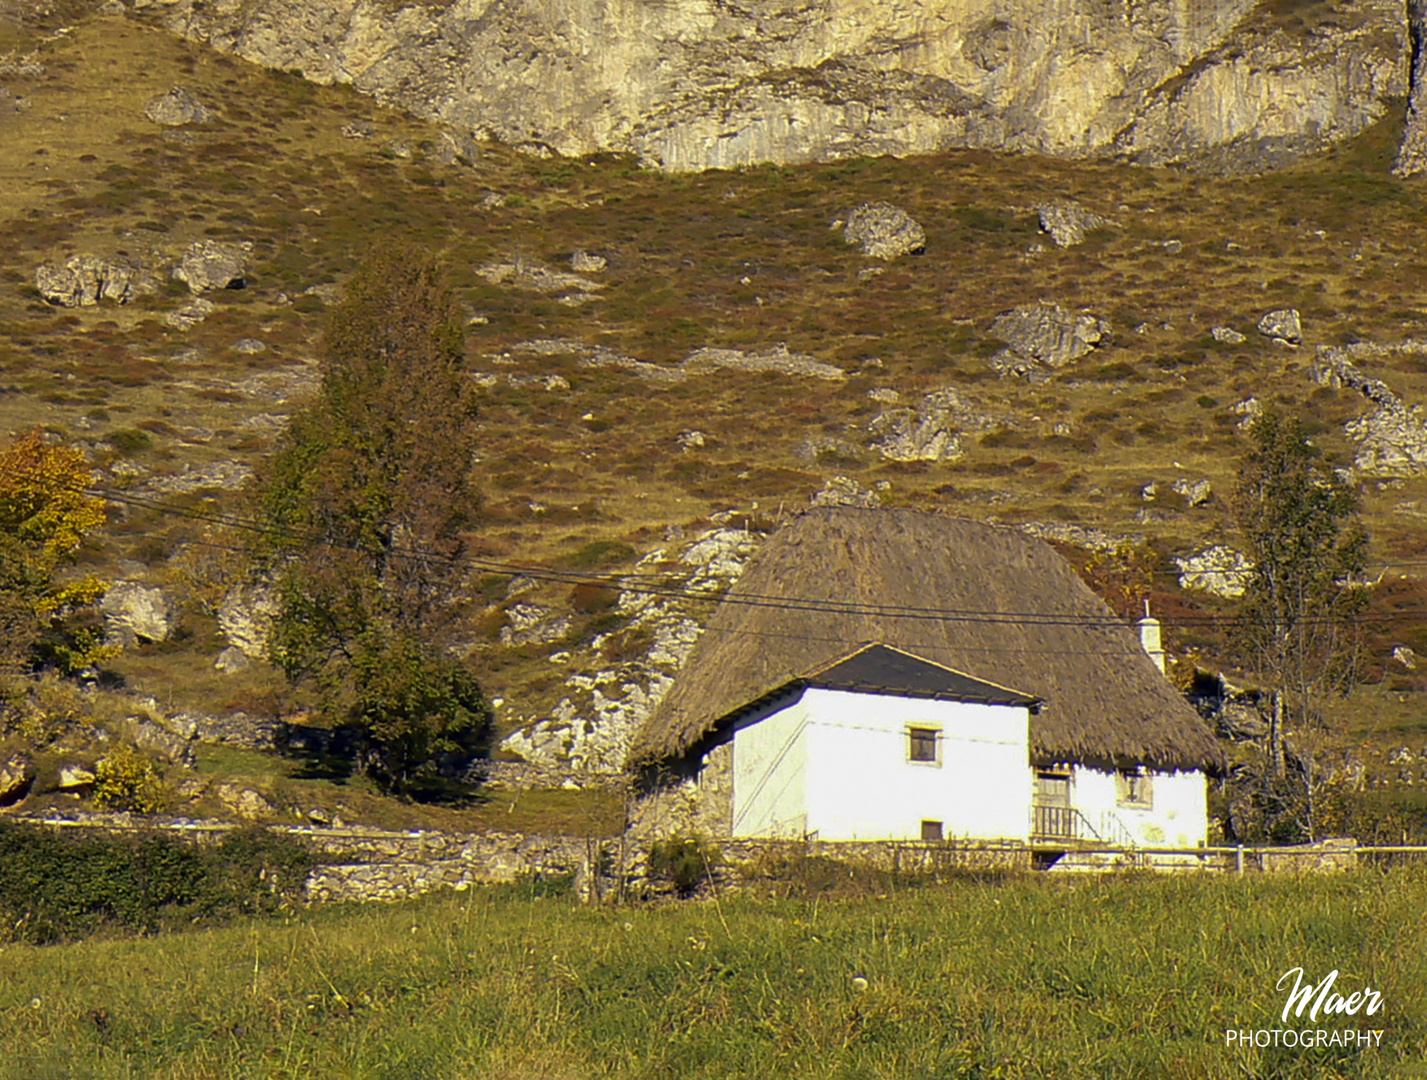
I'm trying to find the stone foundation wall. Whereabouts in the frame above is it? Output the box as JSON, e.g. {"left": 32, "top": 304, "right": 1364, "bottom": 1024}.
{"left": 722, "top": 838, "right": 1031, "bottom": 877}
{"left": 627, "top": 743, "right": 734, "bottom": 840}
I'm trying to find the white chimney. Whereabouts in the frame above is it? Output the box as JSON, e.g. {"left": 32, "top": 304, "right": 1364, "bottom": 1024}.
{"left": 1138, "top": 600, "right": 1166, "bottom": 674}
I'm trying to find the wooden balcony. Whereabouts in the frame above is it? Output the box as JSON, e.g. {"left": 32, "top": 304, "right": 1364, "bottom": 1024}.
{"left": 1032, "top": 803, "right": 1082, "bottom": 842}
{"left": 1032, "top": 804, "right": 1136, "bottom": 849}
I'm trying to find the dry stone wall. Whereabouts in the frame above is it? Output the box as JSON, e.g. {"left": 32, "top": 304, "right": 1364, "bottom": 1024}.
{"left": 1, "top": 813, "right": 1363, "bottom": 906}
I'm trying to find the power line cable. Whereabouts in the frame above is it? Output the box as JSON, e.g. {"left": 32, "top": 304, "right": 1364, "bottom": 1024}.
{"left": 87, "top": 482, "right": 1424, "bottom": 628}
{"left": 7, "top": 464, "right": 1417, "bottom": 631}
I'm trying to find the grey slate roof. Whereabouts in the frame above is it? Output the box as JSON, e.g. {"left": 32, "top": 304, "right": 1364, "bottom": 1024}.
{"left": 713, "top": 642, "right": 1041, "bottom": 734}
{"left": 803, "top": 643, "right": 1040, "bottom": 708}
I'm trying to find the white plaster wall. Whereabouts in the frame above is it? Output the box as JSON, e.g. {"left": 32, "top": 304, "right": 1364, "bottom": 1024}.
{"left": 730, "top": 696, "right": 811, "bottom": 838}
{"left": 797, "top": 688, "right": 1031, "bottom": 842}
{"left": 1069, "top": 765, "right": 1208, "bottom": 848}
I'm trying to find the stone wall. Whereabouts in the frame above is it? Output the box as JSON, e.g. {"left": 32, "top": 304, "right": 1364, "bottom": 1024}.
{"left": 1, "top": 813, "right": 1365, "bottom": 909}
{"left": 626, "top": 741, "right": 734, "bottom": 840}
{"left": 720, "top": 838, "right": 1031, "bottom": 878}
{"left": 304, "top": 831, "right": 603, "bottom": 902}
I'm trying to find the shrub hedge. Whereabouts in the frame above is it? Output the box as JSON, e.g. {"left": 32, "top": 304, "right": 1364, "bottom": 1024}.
{"left": 0, "top": 823, "right": 313, "bottom": 944}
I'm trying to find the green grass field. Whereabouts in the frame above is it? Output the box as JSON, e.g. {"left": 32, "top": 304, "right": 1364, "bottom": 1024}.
{"left": 1, "top": 867, "right": 1424, "bottom": 1079}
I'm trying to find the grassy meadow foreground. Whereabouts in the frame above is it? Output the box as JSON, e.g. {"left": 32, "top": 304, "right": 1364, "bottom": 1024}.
{"left": 1, "top": 868, "right": 1424, "bottom": 1079}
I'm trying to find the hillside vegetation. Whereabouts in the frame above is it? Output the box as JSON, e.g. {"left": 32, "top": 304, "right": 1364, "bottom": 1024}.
{"left": 1, "top": 11, "right": 1427, "bottom": 823}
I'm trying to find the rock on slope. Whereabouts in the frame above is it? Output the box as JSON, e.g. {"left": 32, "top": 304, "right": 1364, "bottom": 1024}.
{"left": 141, "top": 0, "right": 1408, "bottom": 173}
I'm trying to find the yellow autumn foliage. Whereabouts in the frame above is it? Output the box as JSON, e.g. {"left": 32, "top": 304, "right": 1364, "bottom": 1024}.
{"left": 0, "top": 430, "right": 106, "bottom": 564}
{"left": 0, "top": 429, "right": 110, "bottom": 673}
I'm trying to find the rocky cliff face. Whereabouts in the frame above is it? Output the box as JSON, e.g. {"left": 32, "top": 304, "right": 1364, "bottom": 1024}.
{"left": 1395, "top": 0, "right": 1427, "bottom": 174}
{"left": 134, "top": 0, "right": 1409, "bottom": 172}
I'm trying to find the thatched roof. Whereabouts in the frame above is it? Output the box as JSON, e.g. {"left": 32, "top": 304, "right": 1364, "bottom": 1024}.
{"left": 629, "top": 508, "right": 1224, "bottom": 773}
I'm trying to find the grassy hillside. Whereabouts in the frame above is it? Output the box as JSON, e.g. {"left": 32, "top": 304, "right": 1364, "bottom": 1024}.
{"left": 2, "top": 10, "right": 1427, "bottom": 807}
{"left": 0, "top": 868, "right": 1423, "bottom": 1078}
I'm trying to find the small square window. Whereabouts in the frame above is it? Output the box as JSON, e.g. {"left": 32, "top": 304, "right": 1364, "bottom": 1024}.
{"left": 921, "top": 820, "right": 944, "bottom": 842}
{"left": 1116, "top": 769, "right": 1153, "bottom": 808}
{"left": 908, "top": 727, "right": 938, "bottom": 763}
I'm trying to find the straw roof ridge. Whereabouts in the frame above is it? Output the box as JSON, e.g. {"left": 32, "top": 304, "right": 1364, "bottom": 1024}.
{"left": 629, "top": 507, "right": 1225, "bottom": 774}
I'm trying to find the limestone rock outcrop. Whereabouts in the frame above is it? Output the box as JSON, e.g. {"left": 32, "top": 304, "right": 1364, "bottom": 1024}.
{"left": 1315, "top": 343, "right": 1427, "bottom": 478}
{"left": 143, "top": 86, "right": 212, "bottom": 125}
{"left": 499, "top": 527, "right": 761, "bottom": 772}
{"left": 681, "top": 345, "right": 844, "bottom": 380}
{"left": 149, "top": 0, "right": 1410, "bottom": 174}
{"left": 1175, "top": 545, "right": 1253, "bottom": 599}
{"left": 35, "top": 255, "right": 158, "bottom": 307}
{"left": 840, "top": 202, "right": 925, "bottom": 260}
{"left": 172, "top": 239, "right": 252, "bottom": 293}
{"left": 867, "top": 388, "right": 998, "bottom": 462}
{"left": 988, "top": 304, "right": 1109, "bottom": 377}
{"left": 1396, "top": 1, "right": 1427, "bottom": 176}
{"left": 0, "top": 753, "right": 35, "bottom": 807}
{"left": 101, "top": 582, "right": 176, "bottom": 647}
{"left": 218, "top": 581, "right": 279, "bottom": 660}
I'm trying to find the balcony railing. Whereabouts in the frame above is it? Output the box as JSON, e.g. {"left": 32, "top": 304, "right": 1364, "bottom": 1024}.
{"left": 1032, "top": 804, "right": 1136, "bottom": 848}
{"left": 1032, "top": 803, "right": 1085, "bottom": 841}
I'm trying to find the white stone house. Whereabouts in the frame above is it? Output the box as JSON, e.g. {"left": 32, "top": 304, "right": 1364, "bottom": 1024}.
{"left": 726, "top": 643, "right": 1039, "bottom": 842}
{"left": 628, "top": 509, "right": 1224, "bottom": 850}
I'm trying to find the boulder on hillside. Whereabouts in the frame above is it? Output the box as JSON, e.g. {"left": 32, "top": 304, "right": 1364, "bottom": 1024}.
{"left": 57, "top": 764, "right": 96, "bottom": 791}
{"left": 164, "top": 296, "right": 215, "bottom": 330}
{"left": 810, "top": 476, "right": 881, "bottom": 508}
{"left": 500, "top": 603, "right": 572, "bottom": 647}
{"left": 988, "top": 303, "right": 1109, "bottom": 376}
{"left": 214, "top": 782, "right": 274, "bottom": 820}
{"left": 840, "top": 202, "right": 926, "bottom": 260}
{"left": 131, "top": 715, "right": 196, "bottom": 766}
{"left": 218, "top": 581, "right": 279, "bottom": 660}
{"left": 214, "top": 646, "right": 251, "bottom": 674}
{"left": 101, "top": 582, "right": 176, "bottom": 647}
{"left": 1171, "top": 478, "right": 1213, "bottom": 507}
{"left": 1034, "top": 200, "right": 1111, "bottom": 247}
{"left": 0, "top": 753, "right": 35, "bottom": 807}
{"left": 143, "top": 86, "right": 212, "bottom": 126}
{"left": 866, "top": 388, "right": 998, "bottom": 463}
{"left": 35, "top": 255, "right": 158, "bottom": 307}
{"left": 1174, "top": 545, "right": 1253, "bottom": 599}
{"left": 1257, "top": 308, "right": 1302, "bottom": 345}
{"left": 172, "top": 239, "right": 253, "bottom": 293}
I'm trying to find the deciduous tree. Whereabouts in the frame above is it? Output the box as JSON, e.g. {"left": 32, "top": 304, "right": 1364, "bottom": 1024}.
{"left": 1230, "top": 410, "right": 1368, "bottom": 839}
{"left": 0, "top": 430, "right": 108, "bottom": 675}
